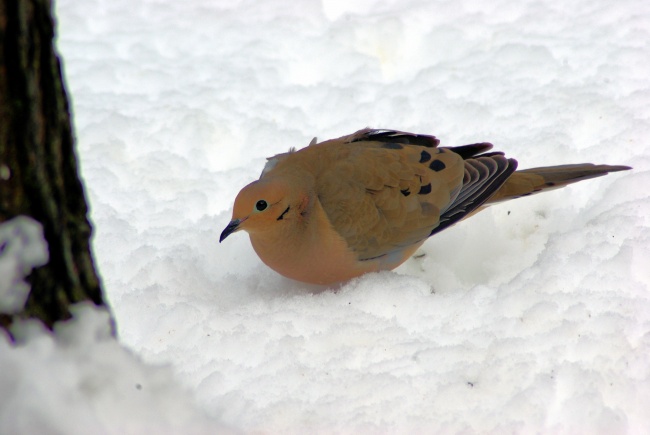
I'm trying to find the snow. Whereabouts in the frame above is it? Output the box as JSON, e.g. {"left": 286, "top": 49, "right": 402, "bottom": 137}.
{"left": 2, "top": 0, "right": 649, "bottom": 432}
{"left": 0, "top": 217, "right": 48, "bottom": 314}
{"left": 1, "top": 304, "right": 233, "bottom": 434}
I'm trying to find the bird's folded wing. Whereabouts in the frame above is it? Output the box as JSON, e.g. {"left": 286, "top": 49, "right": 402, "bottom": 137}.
{"left": 316, "top": 136, "right": 465, "bottom": 261}
{"left": 430, "top": 155, "right": 518, "bottom": 237}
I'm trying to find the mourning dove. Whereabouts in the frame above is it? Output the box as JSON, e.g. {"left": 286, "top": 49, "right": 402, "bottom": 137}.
{"left": 220, "top": 129, "right": 630, "bottom": 285}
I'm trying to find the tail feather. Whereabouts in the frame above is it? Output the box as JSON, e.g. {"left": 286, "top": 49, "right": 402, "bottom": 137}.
{"left": 486, "top": 163, "right": 631, "bottom": 204}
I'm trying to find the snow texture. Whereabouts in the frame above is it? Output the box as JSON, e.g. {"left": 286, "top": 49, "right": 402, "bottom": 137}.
{"left": 0, "top": 217, "right": 48, "bottom": 314}
{"left": 2, "top": 0, "right": 650, "bottom": 432}
{"left": 1, "top": 304, "right": 233, "bottom": 434}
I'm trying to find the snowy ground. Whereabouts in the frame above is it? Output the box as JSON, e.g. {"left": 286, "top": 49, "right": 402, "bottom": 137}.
{"left": 2, "top": 0, "right": 650, "bottom": 432}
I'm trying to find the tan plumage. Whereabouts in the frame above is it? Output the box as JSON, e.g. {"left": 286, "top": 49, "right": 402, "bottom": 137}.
{"left": 220, "top": 128, "right": 631, "bottom": 285}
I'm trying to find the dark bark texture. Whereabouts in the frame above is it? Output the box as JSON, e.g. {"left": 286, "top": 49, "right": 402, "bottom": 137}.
{"left": 0, "top": 0, "right": 107, "bottom": 331}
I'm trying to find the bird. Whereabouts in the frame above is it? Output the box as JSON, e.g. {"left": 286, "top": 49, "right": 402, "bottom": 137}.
{"left": 220, "top": 128, "right": 631, "bottom": 285}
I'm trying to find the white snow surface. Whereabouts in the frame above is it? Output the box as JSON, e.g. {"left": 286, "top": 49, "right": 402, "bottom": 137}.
{"left": 2, "top": 0, "right": 650, "bottom": 432}
{"left": 0, "top": 217, "right": 48, "bottom": 313}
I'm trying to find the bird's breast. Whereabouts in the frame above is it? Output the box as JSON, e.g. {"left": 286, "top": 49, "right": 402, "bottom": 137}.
{"left": 247, "top": 199, "right": 386, "bottom": 285}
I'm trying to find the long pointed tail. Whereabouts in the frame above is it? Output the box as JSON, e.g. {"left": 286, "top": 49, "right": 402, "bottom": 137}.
{"left": 487, "top": 163, "right": 631, "bottom": 204}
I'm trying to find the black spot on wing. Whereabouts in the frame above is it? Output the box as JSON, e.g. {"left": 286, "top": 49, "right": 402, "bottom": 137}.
{"left": 429, "top": 159, "right": 446, "bottom": 172}
{"left": 418, "top": 183, "right": 432, "bottom": 195}
{"left": 419, "top": 150, "right": 432, "bottom": 163}
{"left": 401, "top": 188, "right": 411, "bottom": 197}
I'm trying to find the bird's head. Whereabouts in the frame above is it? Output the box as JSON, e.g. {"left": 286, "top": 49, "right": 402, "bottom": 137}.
{"left": 220, "top": 178, "right": 305, "bottom": 242}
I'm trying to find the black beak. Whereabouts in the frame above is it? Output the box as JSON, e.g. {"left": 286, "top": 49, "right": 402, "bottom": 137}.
{"left": 219, "top": 219, "right": 243, "bottom": 242}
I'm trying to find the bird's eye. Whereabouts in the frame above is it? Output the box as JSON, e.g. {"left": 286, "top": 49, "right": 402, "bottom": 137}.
{"left": 255, "top": 200, "right": 268, "bottom": 211}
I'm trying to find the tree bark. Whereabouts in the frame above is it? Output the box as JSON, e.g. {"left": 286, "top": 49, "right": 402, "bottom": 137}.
{"left": 0, "top": 0, "right": 108, "bottom": 332}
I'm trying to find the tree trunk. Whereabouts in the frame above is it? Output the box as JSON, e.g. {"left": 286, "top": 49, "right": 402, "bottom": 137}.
{"left": 0, "top": 0, "right": 109, "bottom": 333}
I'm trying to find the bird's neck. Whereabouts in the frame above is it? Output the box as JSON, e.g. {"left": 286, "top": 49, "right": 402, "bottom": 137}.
{"left": 248, "top": 198, "right": 361, "bottom": 284}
